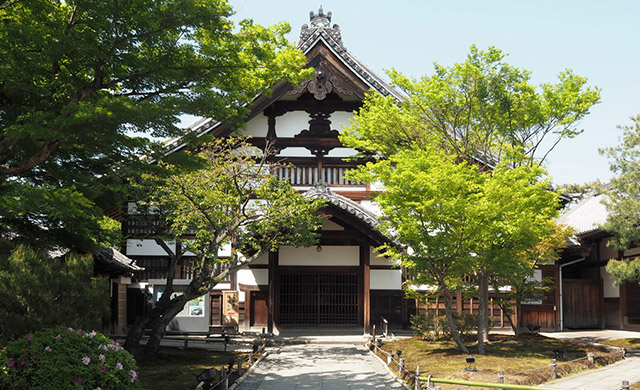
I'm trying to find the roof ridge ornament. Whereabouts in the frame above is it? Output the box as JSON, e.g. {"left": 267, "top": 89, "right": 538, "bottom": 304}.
{"left": 299, "top": 7, "right": 343, "bottom": 48}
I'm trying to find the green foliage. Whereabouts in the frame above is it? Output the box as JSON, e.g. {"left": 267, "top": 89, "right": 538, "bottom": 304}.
{"left": 0, "top": 0, "right": 311, "bottom": 251}
{"left": 0, "top": 326, "right": 140, "bottom": 390}
{"left": 602, "top": 115, "right": 640, "bottom": 251}
{"left": 146, "top": 138, "right": 325, "bottom": 266}
{"left": 410, "top": 313, "right": 478, "bottom": 342}
{"left": 605, "top": 258, "right": 640, "bottom": 287}
{"left": 0, "top": 245, "right": 109, "bottom": 345}
{"left": 342, "top": 45, "right": 600, "bottom": 167}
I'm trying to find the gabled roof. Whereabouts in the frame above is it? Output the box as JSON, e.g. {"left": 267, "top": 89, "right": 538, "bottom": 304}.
{"left": 162, "top": 8, "right": 401, "bottom": 156}
{"left": 95, "top": 246, "right": 144, "bottom": 275}
{"left": 304, "top": 184, "right": 398, "bottom": 248}
{"left": 557, "top": 193, "right": 609, "bottom": 236}
{"left": 297, "top": 7, "right": 402, "bottom": 101}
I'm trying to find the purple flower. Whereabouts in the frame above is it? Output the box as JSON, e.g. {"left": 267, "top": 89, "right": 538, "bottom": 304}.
{"left": 74, "top": 378, "right": 82, "bottom": 385}
{"left": 82, "top": 356, "right": 90, "bottom": 365}
{"left": 7, "top": 360, "right": 14, "bottom": 367}
{"left": 115, "top": 362, "right": 123, "bottom": 370}
{"left": 66, "top": 327, "right": 73, "bottom": 333}
{"left": 129, "top": 370, "right": 138, "bottom": 383}
{"left": 76, "top": 329, "right": 83, "bottom": 334}
{"left": 55, "top": 334, "right": 61, "bottom": 339}
{"left": 100, "top": 365, "right": 107, "bottom": 373}
{"left": 98, "top": 354, "right": 105, "bottom": 361}
{"left": 87, "top": 330, "right": 97, "bottom": 339}
{"left": 45, "top": 346, "right": 52, "bottom": 353}
{"left": 26, "top": 334, "right": 33, "bottom": 341}
{"left": 94, "top": 387, "right": 102, "bottom": 390}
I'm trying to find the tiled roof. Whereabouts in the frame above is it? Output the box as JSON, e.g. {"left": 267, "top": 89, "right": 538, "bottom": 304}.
{"left": 298, "top": 8, "right": 402, "bottom": 101}
{"left": 557, "top": 193, "right": 609, "bottom": 236}
{"left": 95, "top": 247, "right": 144, "bottom": 274}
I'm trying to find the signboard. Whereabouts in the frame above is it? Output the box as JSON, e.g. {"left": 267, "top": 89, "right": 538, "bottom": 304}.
{"left": 223, "top": 291, "right": 239, "bottom": 328}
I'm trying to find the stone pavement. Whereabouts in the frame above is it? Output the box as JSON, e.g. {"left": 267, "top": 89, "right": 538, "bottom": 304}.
{"left": 542, "top": 356, "right": 640, "bottom": 389}
{"left": 235, "top": 343, "right": 406, "bottom": 390}
{"left": 539, "top": 329, "right": 640, "bottom": 390}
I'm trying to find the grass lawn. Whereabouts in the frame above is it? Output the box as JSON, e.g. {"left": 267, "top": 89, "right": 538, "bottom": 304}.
{"left": 136, "top": 347, "right": 251, "bottom": 390}
{"left": 379, "top": 334, "right": 621, "bottom": 389}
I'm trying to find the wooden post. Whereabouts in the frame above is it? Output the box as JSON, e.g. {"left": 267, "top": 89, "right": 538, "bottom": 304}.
{"left": 399, "top": 357, "right": 405, "bottom": 377}
{"left": 360, "top": 243, "right": 371, "bottom": 334}
{"left": 498, "top": 370, "right": 504, "bottom": 384}
{"left": 249, "top": 352, "right": 253, "bottom": 365}
{"left": 550, "top": 359, "right": 557, "bottom": 379}
{"left": 184, "top": 337, "right": 188, "bottom": 349}
{"left": 267, "top": 250, "right": 278, "bottom": 333}
{"left": 622, "top": 380, "right": 630, "bottom": 390}
{"left": 415, "top": 365, "right": 420, "bottom": 390}
{"left": 237, "top": 358, "right": 243, "bottom": 376}
{"left": 387, "top": 351, "right": 392, "bottom": 365}
{"left": 587, "top": 352, "right": 594, "bottom": 365}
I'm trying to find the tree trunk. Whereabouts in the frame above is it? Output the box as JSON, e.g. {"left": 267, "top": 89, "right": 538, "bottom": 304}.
{"left": 477, "top": 271, "right": 489, "bottom": 354}
{"left": 443, "top": 288, "right": 469, "bottom": 354}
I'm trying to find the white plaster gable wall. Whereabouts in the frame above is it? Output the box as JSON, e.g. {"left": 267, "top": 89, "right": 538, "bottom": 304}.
{"left": 600, "top": 266, "right": 620, "bottom": 298}
{"left": 251, "top": 252, "right": 269, "bottom": 265}
{"left": 370, "top": 269, "right": 402, "bottom": 290}
{"left": 244, "top": 114, "right": 268, "bottom": 137}
{"left": 322, "top": 219, "right": 345, "bottom": 230}
{"left": 279, "top": 245, "right": 358, "bottom": 266}
{"left": 273, "top": 111, "right": 309, "bottom": 137}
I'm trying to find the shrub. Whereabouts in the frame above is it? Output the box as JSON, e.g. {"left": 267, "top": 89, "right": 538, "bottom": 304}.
{"left": 410, "top": 313, "right": 479, "bottom": 341}
{"left": 0, "top": 326, "right": 140, "bottom": 390}
{"left": 0, "top": 245, "right": 109, "bottom": 344}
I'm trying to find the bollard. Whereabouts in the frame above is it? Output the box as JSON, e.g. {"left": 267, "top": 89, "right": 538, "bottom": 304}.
{"left": 220, "top": 367, "right": 228, "bottom": 390}
{"left": 237, "top": 358, "right": 243, "bottom": 376}
{"left": 498, "top": 370, "right": 504, "bottom": 384}
{"left": 550, "top": 359, "right": 557, "bottom": 379}
{"left": 387, "top": 351, "right": 393, "bottom": 365}
{"left": 622, "top": 380, "right": 630, "bottom": 390}
{"left": 399, "top": 357, "right": 405, "bottom": 377}
{"left": 372, "top": 324, "right": 376, "bottom": 340}
{"left": 415, "top": 365, "right": 420, "bottom": 390}
{"left": 249, "top": 352, "right": 254, "bottom": 366}
{"left": 587, "top": 352, "right": 594, "bottom": 365}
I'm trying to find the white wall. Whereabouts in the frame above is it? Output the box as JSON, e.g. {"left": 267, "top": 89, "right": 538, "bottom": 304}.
{"left": 237, "top": 268, "right": 269, "bottom": 286}
{"left": 601, "top": 266, "right": 620, "bottom": 298}
{"left": 126, "top": 239, "right": 231, "bottom": 257}
{"left": 370, "top": 248, "right": 398, "bottom": 266}
{"left": 370, "top": 269, "right": 402, "bottom": 290}
{"left": 279, "top": 245, "right": 359, "bottom": 266}
{"left": 244, "top": 114, "right": 268, "bottom": 137}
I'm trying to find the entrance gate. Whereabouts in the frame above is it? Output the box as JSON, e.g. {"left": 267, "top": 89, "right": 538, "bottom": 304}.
{"left": 279, "top": 273, "right": 359, "bottom": 325}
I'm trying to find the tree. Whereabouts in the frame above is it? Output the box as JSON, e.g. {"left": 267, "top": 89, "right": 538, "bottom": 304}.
{"left": 602, "top": 115, "right": 640, "bottom": 284}
{"left": 0, "top": 245, "right": 109, "bottom": 345}
{"left": 0, "top": 0, "right": 312, "bottom": 252}
{"left": 342, "top": 45, "right": 600, "bottom": 168}
{"left": 348, "top": 147, "right": 559, "bottom": 353}
{"left": 341, "top": 46, "right": 591, "bottom": 352}
{"left": 489, "top": 223, "right": 571, "bottom": 336}
{"left": 124, "top": 139, "right": 324, "bottom": 358}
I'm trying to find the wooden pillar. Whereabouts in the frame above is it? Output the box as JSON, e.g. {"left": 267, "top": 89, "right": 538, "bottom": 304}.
{"left": 268, "top": 250, "right": 278, "bottom": 333}
{"left": 360, "top": 243, "right": 370, "bottom": 334}
{"left": 401, "top": 266, "right": 408, "bottom": 328}
{"left": 113, "top": 276, "right": 131, "bottom": 335}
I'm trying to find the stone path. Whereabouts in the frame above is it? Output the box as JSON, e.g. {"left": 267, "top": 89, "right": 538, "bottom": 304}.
{"left": 542, "top": 355, "right": 640, "bottom": 390}
{"left": 235, "top": 344, "right": 406, "bottom": 390}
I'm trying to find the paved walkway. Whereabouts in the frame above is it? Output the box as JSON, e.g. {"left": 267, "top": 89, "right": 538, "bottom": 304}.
{"left": 543, "top": 356, "right": 640, "bottom": 389}
{"left": 539, "top": 329, "right": 640, "bottom": 389}
{"left": 235, "top": 344, "right": 406, "bottom": 390}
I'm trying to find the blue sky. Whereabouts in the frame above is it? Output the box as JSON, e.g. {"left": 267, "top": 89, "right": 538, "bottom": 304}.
{"left": 229, "top": 0, "right": 640, "bottom": 185}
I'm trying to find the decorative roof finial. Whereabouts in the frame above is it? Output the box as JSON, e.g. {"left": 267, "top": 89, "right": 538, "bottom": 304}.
{"left": 310, "top": 6, "right": 332, "bottom": 28}
{"left": 299, "top": 7, "right": 343, "bottom": 49}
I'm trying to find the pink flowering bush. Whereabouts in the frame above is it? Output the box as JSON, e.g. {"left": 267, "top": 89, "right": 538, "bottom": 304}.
{"left": 0, "top": 326, "right": 140, "bottom": 389}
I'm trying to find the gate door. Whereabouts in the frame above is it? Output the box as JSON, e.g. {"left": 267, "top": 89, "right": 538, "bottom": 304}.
{"left": 279, "top": 273, "right": 359, "bottom": 325}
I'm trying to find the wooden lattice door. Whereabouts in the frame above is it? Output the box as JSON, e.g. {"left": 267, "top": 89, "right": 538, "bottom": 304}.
{"left": 279, "top": 273, "right": 359, "bottom": 325}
